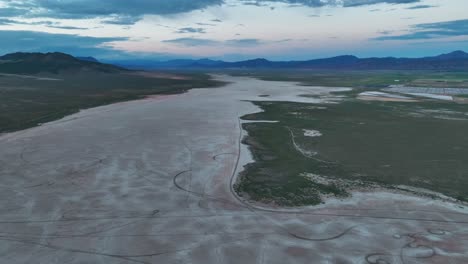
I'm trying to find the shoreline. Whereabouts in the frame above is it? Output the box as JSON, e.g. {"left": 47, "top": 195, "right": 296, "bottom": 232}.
{"left": 2, "top": 74, "right": 468, "bottom": 262}
{"left": 3, "top": 74, "right": 466, "bottom": 213}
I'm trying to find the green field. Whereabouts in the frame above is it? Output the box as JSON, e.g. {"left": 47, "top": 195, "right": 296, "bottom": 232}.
{"left": 0, "top": 72, "right": 222, "bottom": 133}
{"left": 228, "top": 70, "right": 468, "bottom": 88}
{"left": 236, "top": 84, "right": 468, "bottom": 206}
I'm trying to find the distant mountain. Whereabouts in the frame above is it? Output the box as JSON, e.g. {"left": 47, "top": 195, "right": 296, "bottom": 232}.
{"left": 0, "top": 52, "right": 125, "bottom": 74}
{"left": 431, "top": 50, "right": 468, "bottom": 60}
{"left": 76, "top": 56, "right": 99, "bottom": 63}
{"left": 111, "top": 58, "right": 224, "bottom": 70}
{"left": 112, "top": 50, "right": 468, "bottom": 71}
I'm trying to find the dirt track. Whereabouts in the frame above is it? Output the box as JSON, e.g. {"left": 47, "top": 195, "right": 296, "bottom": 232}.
{"left": 0, "top": 75, "right": 467, "bottom": 263}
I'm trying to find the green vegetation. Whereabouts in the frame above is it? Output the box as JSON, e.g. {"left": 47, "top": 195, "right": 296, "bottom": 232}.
{"left": 228, "top": 70, "right": 468, "bottom": 88}
{"left": 0, "top": 72, "right": 222, "bottom": 133}
{"left": 236, "top": 96, "right": 468, "bottom": 206}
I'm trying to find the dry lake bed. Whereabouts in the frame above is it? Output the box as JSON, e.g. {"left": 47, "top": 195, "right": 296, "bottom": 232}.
{"left": 0, "top": 75, "right": 467, "bottom": 263}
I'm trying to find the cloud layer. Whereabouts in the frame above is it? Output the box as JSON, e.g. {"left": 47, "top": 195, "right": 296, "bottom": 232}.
{"left": 0, "top": 0, "right": 422, "bottom": 24}
{"left": 240, "top": 0, "right": 420, "bottom": 8}
{"left": 0, "top": 0, "right": 465, "bottom": 60}
{"left": 375, "top": 19, "right": 468, "bottom": 40}
{"left": 0, "top": 30, "right": 127, "bottom": 57}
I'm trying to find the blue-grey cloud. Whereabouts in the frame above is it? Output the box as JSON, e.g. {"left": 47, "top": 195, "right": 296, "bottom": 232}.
{"left": 102, "top": 16, "right": 141, "bottom": 25}
{"left": 48, "top": 25, "right": 89, "bottom": 30}
{"left": 176, "top": 27, "right": 207, "bottom": 34}
{"left": 406, "top": 4, "right": 436, "bottom": 9}
{"left": 0, "top": 0, "right": 423, "bottom": 26}
{"left": 242, "top": 1, "right": 271, "bottom": 7}
{"left": 0, "top": 6, "right": 27, "bottom": 17}
{"left": 377, "top": 30, "right": 394, "bottom": 35}
{"left": 40, "top": 0, "right": 223, "bottom": 16}
{"left": 0, "top": 0, "right": 223, "bottom": 24}
{"left": 162, "top": 37, "right": 276, "bottom": 47}
{"left": 0, "top": 18, "right": 17, "bottom": 25}
{"left": 374, "top": 19, "right": 468, "bottom": 40}
{"left": 0, "top": 30, "right": 127, "bottom": 58}
{"left": 225, "top": 38, "right": 261, "bottom": 46}
{"left": 0, "top": 18, "right": 89, "bottom": 29}
{"left": 162, "top": 37, "right": 218, "bottom": 46}
{"left": 342, "top": 0, "right": 419, "bottom": 7}
{"left": 240, "top": 0, "right": 420, "bottom": 8}
{"left": 196, "top": 22, "right": 216, "bottom": 26}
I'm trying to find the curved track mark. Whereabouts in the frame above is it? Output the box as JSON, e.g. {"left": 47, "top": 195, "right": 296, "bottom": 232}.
{"left": 365, "top": 253, "right": 392, "bottom": 264}
{"left": 213, "top": 153, "right": 237, "bottom": 161}
{"left": 289, "top": 225, "right": 358, "bottom": 242}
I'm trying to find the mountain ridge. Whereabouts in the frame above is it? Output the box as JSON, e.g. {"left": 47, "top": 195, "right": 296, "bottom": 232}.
{"left": 1, "top": 51, "right": 467, "bottom": 72}
{"left": 110, "top": 50, "right": 468, "bottom": 70}
{"left": 0, "top": 52, "right": 125, "bottom": 74}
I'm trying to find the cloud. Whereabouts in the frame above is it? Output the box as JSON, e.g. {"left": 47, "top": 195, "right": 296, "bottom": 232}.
{"left": 0, "top": 30, "right": 128, "bottom": 58}
{"left": 102, "top": 15, "right": 141, "bottom": 25}
{"left": 48, "top": 25, "right": 89, "bottom": 30}
{"left": 162, "top": 37, "right": 275, "bottom": 47}
{"left": 342, "top": 0, "right": 420, "bottom": 7}
{"left": 226, "top": 38, "right": 261, "bottom": 46}
{"left": 0, "top": 0, "right": 424, "bottom": 27}
{"left": 374, "top": 19, "right": 468, "bottom": 40}
{"left": 0, "top": 18, "right": 89, "bottom": 29}
{"left": 0, "top": 18, "right": 17, "bottom": 25}
{"left": 162, "top": 37, "right": 219, "bottom": 46}
{"left": 0, "top": 0, "right": 223, "bottom": 24}
{"left": 239, "top": 0, "right": 420, "bottom": 8}
{"left": 377, "top": 30, "right": 394, "bottom": 35}
{"left": 0, "top": 6, "right": 28, "bottom": 17}
{"left": 406, "top": 4, "right": 436, "bottom": 9}
{"left": 196, "top": 22, "right": 216, "bottom": 26}
{"left": 176, "top": 27, "right": 207, "bottom": 34}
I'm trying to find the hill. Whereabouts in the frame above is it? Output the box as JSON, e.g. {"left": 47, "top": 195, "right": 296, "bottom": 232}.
{"left": 0, "top": 52, "right": 125, "bottom": 74}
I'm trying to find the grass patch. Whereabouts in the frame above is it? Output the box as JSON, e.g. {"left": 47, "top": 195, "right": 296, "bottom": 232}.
{"left": 236, "top": 98, "right": 468, "bottom": 206}
{"left": 225, "top": 70, "right": 468, "bottom": 89}
{"left": 0, "top": 72, "right": 223, "bottom": 133}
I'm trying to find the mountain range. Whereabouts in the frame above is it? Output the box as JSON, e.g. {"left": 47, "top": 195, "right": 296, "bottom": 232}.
{"left": 1, "top": 51, "right": 468, "bottom": 74}
{"left": 111, "top": 50, "right": 468, "bottom": 71}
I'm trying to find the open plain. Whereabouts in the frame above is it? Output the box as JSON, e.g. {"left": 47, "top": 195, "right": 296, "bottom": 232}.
{"left": 1, "top": 75, "right": 467, "bottom": 264}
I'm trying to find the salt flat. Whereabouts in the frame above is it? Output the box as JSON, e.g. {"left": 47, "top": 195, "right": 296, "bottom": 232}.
{"left": 386, "top": 86, "right": 468, "bottom": 95}
{"left": 0, "top": 75, "right": 467, "bottom": 264}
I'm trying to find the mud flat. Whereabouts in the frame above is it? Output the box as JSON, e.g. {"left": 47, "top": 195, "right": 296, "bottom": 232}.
{"left": 357, "top": 91, "right": 419, "bottom": 102}
{"left": 0, "top": 75, "right": 467, "bottom": 263}
{"left": 386, "top": 86, "right": 468, "bottom": 95}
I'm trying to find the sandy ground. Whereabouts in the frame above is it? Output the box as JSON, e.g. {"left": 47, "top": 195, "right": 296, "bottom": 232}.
{"left": 404, "top": 93, "right": 454, "bottom": 101}
{"left": 0, "top": 75, "right": 467, "bottom": 264}
{"left": 386, "top": 86, "right": 468, "bottom": 95}
{"left": 357, "top": 91, "right": 419, "bottom": 102}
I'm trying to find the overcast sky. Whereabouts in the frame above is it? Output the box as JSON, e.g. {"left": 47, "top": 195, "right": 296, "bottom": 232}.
{"left": 0, "top": 0, "right": 466, "bottom": 61}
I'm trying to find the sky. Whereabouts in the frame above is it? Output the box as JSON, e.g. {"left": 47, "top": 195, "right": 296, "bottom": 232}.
{"left": 0, "top": 0, "right": 467, "bottom": 61}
